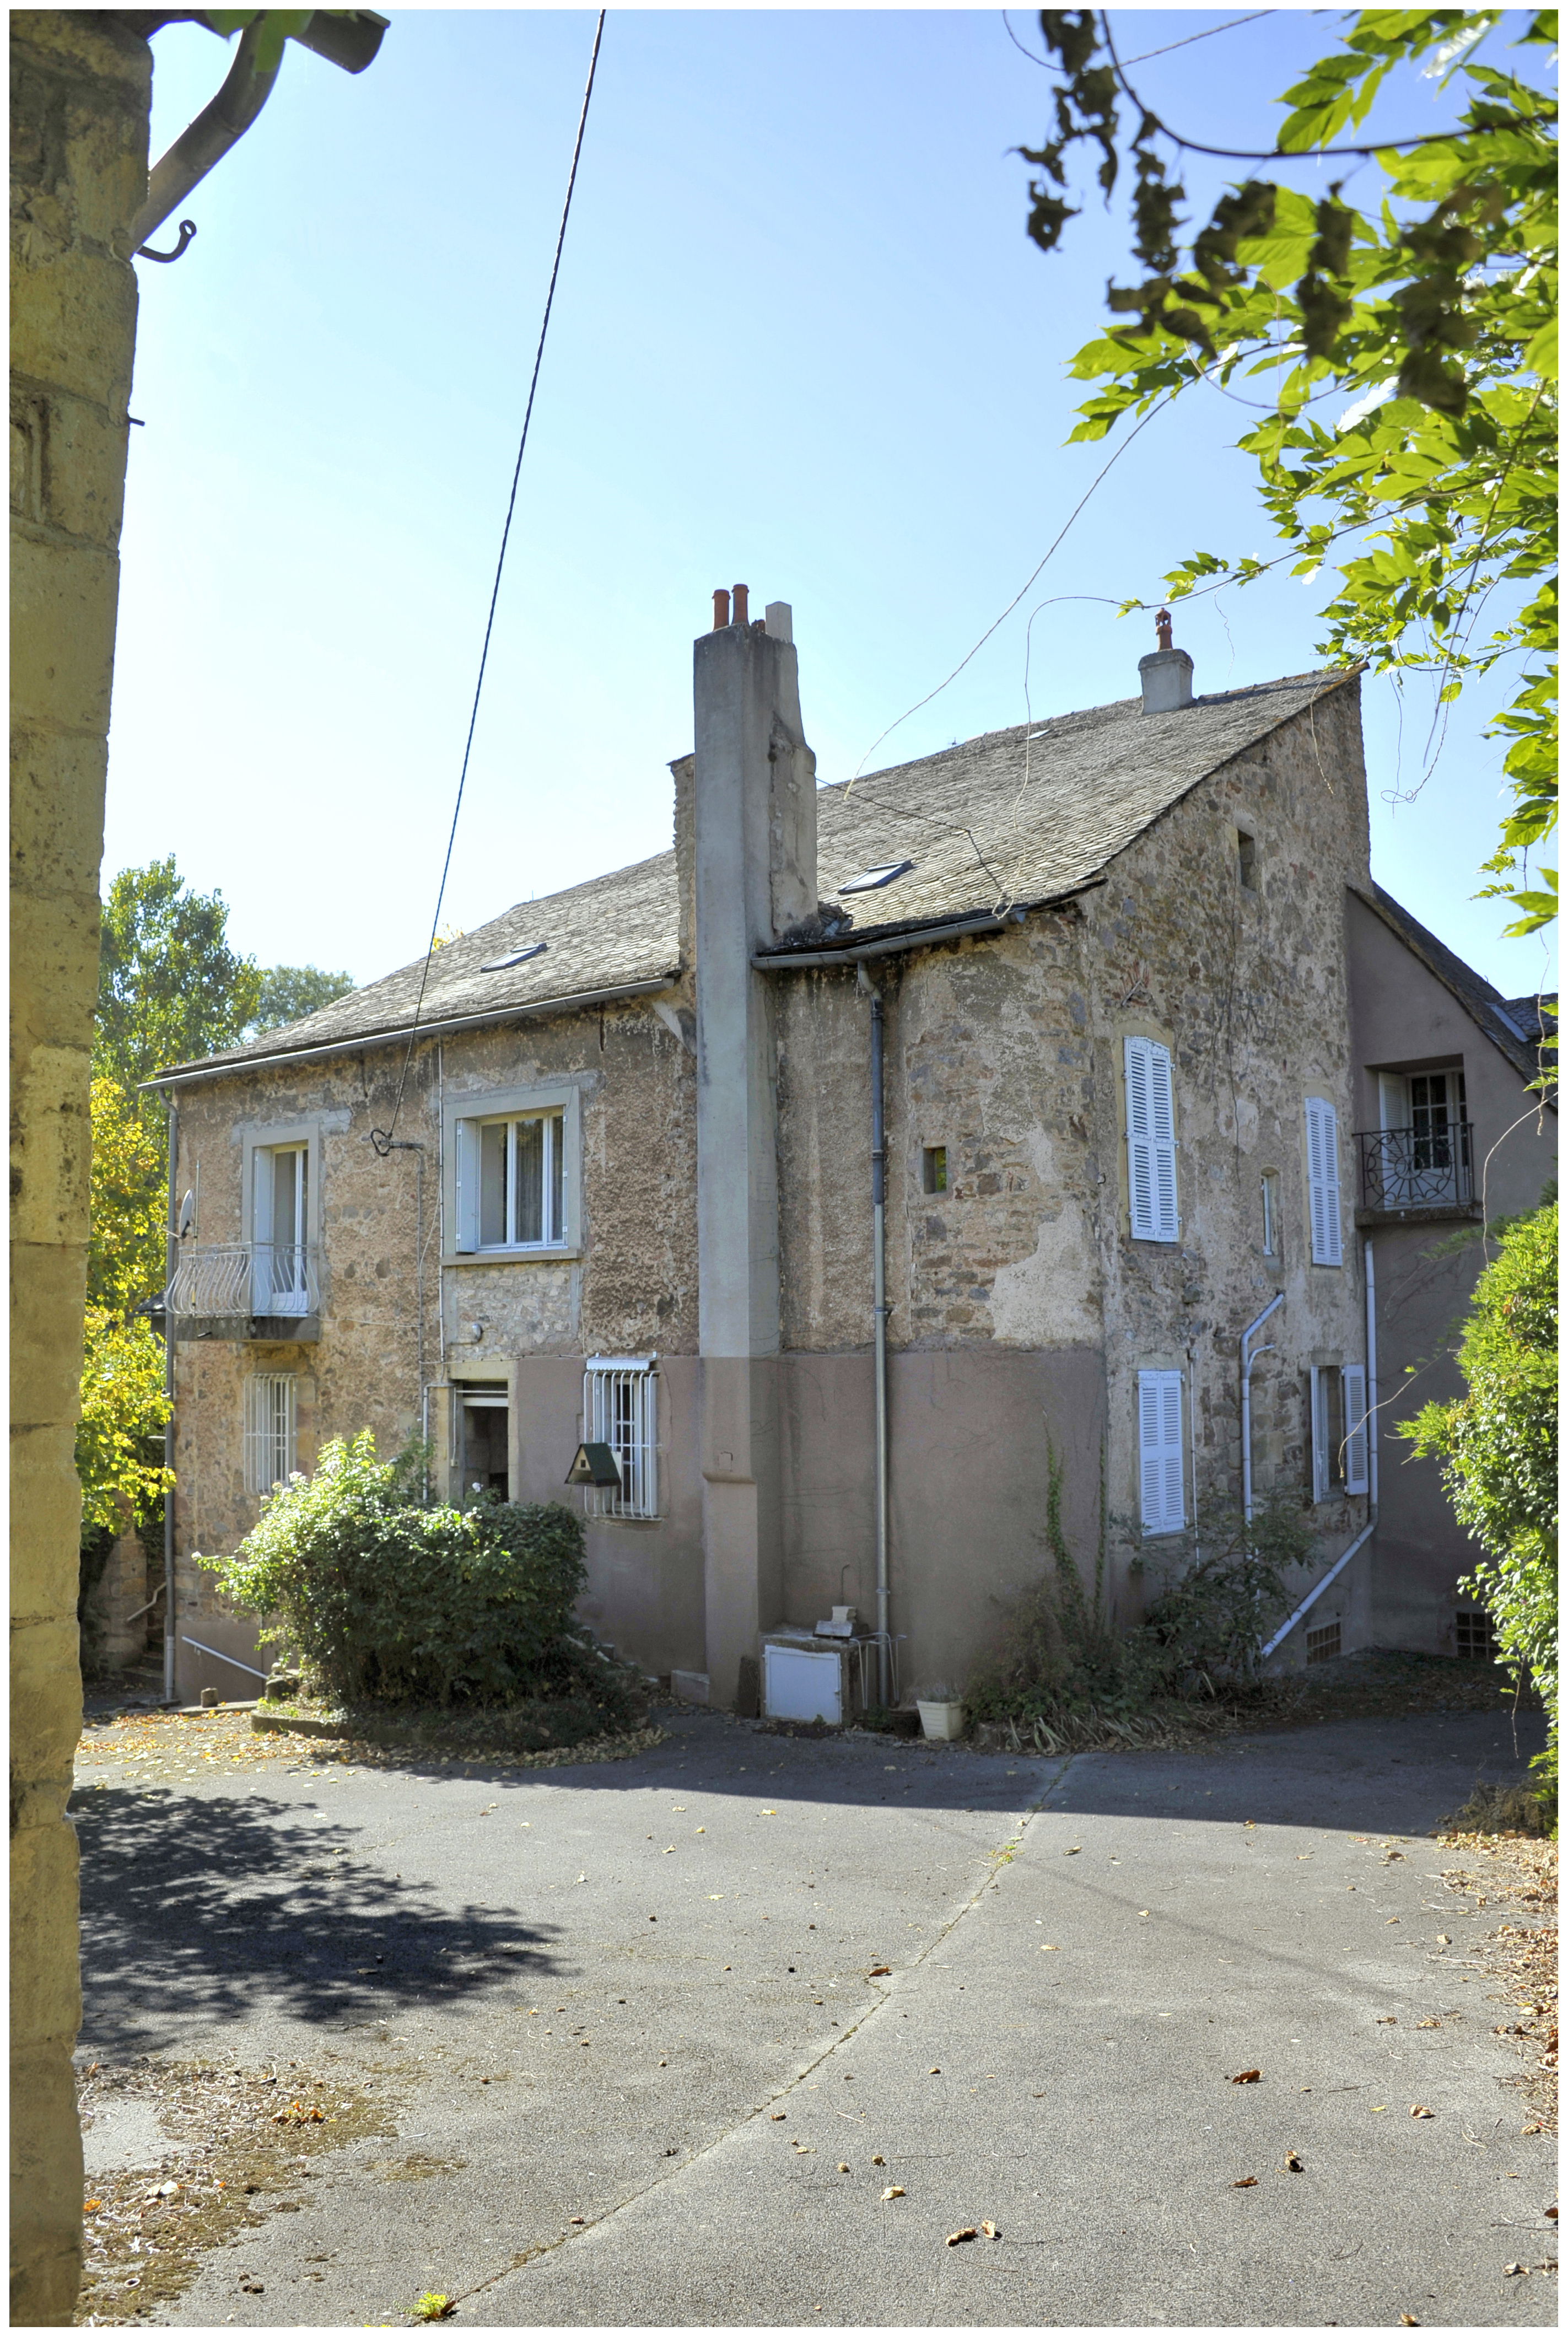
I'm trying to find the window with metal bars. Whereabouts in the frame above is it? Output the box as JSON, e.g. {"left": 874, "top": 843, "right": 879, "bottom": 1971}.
{"left": 244, "top": 1372, "right": 297, "bottom": 1494}
{"left": 1454, "top": 1608, "right": 1498, "bottom": 1662}
{"left": 583, "top": 1358, "right": 659, "bottom": 1520}
{"left": 1306, "top": 1618, "right": 1341, "bottom": 1664}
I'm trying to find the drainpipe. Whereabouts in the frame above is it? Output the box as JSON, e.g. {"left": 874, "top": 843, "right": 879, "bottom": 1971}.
{"left": 1240, "top": 1290, "right": 1284, "bottom": 1525}
{"left": 163, "top": 1101, "right": 178, "bottom": 1704}
{"left": 1363, "top": 1236, "right": 1379, "bottom": 1512}
{"left": 112, "top": 10, "right": 388, "bottom": 260}
{"left": 858, "top": 964, "right": 891, "bottom": 1704}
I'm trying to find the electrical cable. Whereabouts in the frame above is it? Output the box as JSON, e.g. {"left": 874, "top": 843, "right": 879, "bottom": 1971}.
{"left": 370, "top": 9, "right": 606, "bottom": 1155}
{"left": 850, "top": 390, "right": 1173, "bottom": 782}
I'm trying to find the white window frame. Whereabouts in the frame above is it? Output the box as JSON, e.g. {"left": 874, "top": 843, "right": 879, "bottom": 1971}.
{"left": 583, "top": 1355, "right": 659, "bottom": 1521}
{"left": 1260, "top": 1169, "right": 1280, "bottom": 1258}
{"left": 244, "top": 1372, "right": 297, "bottom": 1494}
{"left": 1124, "top": 1037, "right": 1178, "bottom": 1243}
{"left": 1137, "top": 1369, "right": 1185, "bottom": 1536}
{"left": 445, "top": 1083, "right": 581, "bottom": 1259}
{"left": 1304, "top": 1097, "right": 1343, "bottom": 1267}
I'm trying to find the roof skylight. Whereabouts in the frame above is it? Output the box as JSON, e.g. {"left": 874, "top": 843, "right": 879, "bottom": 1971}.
{"left": 837, "top": 860, "right": 914, "bottom": 894}
{"left": 479, "top": 942, "right": 548, "bottom": 973}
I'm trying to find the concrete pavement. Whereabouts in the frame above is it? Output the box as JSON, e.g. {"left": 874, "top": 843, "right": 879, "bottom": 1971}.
{"left": 73, "top": 1701, "right": 1555, "bottom": 2325}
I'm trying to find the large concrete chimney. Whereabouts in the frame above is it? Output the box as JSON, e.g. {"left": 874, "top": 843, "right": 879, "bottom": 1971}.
{"left": 692, "top": 593, "right": 816, "bottom": 1711}
{"left": 1139, "top": 606, "right": 1193, "bottom": 713}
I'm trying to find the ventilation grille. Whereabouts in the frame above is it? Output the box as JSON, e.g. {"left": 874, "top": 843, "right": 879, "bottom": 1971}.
{"left": 1306, "top": 1618, "right": 1341, "bottom": 1665}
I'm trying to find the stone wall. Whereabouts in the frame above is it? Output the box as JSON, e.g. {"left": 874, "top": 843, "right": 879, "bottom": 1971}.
{"left": 10, "top": 12, "right": 150, "bottom": 2319}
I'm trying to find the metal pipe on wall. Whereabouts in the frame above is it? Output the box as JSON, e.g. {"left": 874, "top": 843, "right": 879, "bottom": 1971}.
{"left": 859, "top": 966, "right": 891, "bottom": 1704}
{"left": 163, "top": 1102, "right": 177, "bottom": 1703}
{"left": 1240, "top": 1290, "right": 1285, "bottom": 1523}
{"left": 1363, "top": 1236, "right": 1379, "bottom": 1511}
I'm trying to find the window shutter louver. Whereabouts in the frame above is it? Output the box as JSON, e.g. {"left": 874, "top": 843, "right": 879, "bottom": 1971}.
{"left": 454, "top": 1117, "right": 479, "bottom": 1252}
{"left": 1310, "top": 1366, "right": 1328, "bottom": 1503}
{"left": 1343, "top": 1363, "right": 1368, "bottom": 1495}
{"left": 1138, "top": 1369, "right": 1185, "bottom": 1533}
{"left": 1125, "top": 1038, "right": 1178, "bottom": 1242}
{"left": 1305, "top": 1099, "right": 1343, "bottom": 1264}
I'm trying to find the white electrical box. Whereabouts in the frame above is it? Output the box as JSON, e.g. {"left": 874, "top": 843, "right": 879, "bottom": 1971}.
{"left": 762, "top": 1640, "right": 844, "bottom": 1725}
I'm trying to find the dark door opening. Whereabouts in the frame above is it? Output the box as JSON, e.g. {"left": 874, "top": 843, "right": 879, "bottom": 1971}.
{"left": 457, "top": 1389, "right": 509, "bottom": 1502}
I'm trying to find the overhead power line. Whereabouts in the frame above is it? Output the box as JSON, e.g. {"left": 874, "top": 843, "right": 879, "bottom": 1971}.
{"left": 371, "top": 8, "right": 607, "bottom": 1155}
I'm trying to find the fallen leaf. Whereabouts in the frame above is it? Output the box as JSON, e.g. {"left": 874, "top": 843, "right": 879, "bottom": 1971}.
{"left": 881, "top": 2185, "right": 904, "bottom": 2200}
{"left": 946, "top": 2227, "right": 977, "bottom": 2246}
{"left": 1410, "top": 2104, "right": 1434, "bottom": 2119}
{"left": 1139, "top": 1910, "right": 1150, "bottom": 1919}
{"left": 1283, "top": 2150, "right": 1305, "bottom": 2172}
{"left": 83, "top": 2201, "right": 101, "bottom": 2215}
{"left": 1040, "top": 1944, "right": 1059, "bottom": 1952}
{"left": 1377, "top": 2016, "right": 1398, "bottom": 2024}
{"left": 770, "top": 2113, "right": 786, "bottom": 2121}
{"left": 1229, "top": 2069, "right": 1262, "bottom": 2085}
{"left": 1546, "top": 2206, "right": 1558, "bottom": 2222}
{"left": 928, "top": 2067, "right": 941, "bottom": 2076}
{"left": 1399, "top": 2314, "right": 1421, "bottom": 2325}
{"left": 1416, "top": 2017, "right": 1441, "bottom": 2028}
{"left": 1386, "top": 1917, "right": 1400, "bottom": 1925}
{"left": 1437, "top": 1934, "right": 1451, "bottom": 1945}
{"left": 837, "top": 2162, "right": 850, "bottom": 2173}
{"left": 793, "top": 2144, "right": 815, "bottom": 2155}
{"left": 569, "top": 2215, "right": 586, "bottom": 2225}
{"left": 871, "top": 2155, "right": 886, "bottom": 2166}
{"left": 981, "top": 2220, "right": 1000, "bottom": 2239}
{"left": 868, "top": 1965, "right": 891, "bottom": 1977}
{"left": 1230, "top": 2177, "right": 1258, "bottom": 2189}
{"left": 1503, "top": 2262, "right": 1526, "bottom": 2276}
{"left": 1063, "top": 1846, "right": 1081, "bottom": 1856}
{"left": 1371, "top": 2105, "right": 1387, "bottom": 2113}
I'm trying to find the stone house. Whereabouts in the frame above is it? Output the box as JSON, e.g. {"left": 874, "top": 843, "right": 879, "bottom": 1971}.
{"left": 146, "top": 601, "right": 1551, "bottom": 1714}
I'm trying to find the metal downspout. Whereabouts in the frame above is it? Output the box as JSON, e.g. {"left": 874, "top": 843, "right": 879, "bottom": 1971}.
{"left": 163, "top": 1102, "right": 177, "bottom": 1704}
{"left": 1364, "top": 1236, "right": 1379, "bottom": 1512}
{"left": 860, "top": 966, "right": 891, "bottom": 1704}
{"left": 1240, "top": 1290, "right": 1284, "bottom": 1523}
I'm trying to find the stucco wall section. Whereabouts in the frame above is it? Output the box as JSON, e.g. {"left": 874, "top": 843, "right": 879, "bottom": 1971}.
{"left": 1345, "top": 888, "right": 1556, "bottom": 1652}
{"left": 10, "top": 13, "right": 149, "bottom": 2320}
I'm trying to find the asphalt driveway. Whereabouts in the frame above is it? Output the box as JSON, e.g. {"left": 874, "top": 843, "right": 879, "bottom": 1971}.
{"left": 73, "top": 1701, "right": 1555, "bottom": 2326}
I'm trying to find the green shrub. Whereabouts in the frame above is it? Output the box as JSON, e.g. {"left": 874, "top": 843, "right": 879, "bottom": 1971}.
{"left": 966, "top": 1443, "right": 1311, "bottom": 1732}
{"left": 196, "top": 1431, "right": 589, "bottom": 1707}
{"left": 1399, "top": 1196, "right": 1558, "bottom": 1819}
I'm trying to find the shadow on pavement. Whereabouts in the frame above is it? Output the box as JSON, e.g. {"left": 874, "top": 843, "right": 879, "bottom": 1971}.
{"left": 74, "top": 1785, "right": 562, "bottom": 2057}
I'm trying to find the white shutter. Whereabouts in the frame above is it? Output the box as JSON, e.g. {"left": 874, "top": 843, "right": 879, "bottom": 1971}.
{"left": 1310, "top": 1366, "right": 1328, "bottom": 1503}
{"left": 1343, "top": 1362, "right": 1368, "bottom": 1496}
{"left": 1125, "top": 1038, "right": 1177, "bottom": 1243}
{"left": 1149, "top": 1043, "right": 1178, "bottom": 1240}
{"left": 453, "top": 1117, "right": 479, "bottom": 1252}
{"left": 1138, "top": 1369, "right": 1185, "bottom": 1534}
{"left": 1305, "top": 1098, "right": 1343, "bottom": 1265}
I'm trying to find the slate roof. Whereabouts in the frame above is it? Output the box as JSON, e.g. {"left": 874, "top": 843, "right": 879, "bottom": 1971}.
{"left": 153, "top": 664, "right": 1353, "bottom": 1080}
{"left": 1358, "top": 882, "right": 1558, "bottom": 1092}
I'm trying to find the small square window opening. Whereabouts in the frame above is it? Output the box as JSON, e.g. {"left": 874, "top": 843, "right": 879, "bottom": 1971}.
{"left": 922, "top": 1145, "right": 947, "bottom": 1195}
{"left": 1306, "top": 1618, "right": 1341, "bottom": 1665}
{"left": 1237, "top": 828, "right": 1257, "bottom": 889}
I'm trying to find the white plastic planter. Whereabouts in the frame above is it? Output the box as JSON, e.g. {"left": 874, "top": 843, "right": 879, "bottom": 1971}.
{"left": 917, "top": 1699, "right": 965, "bottom": 1741}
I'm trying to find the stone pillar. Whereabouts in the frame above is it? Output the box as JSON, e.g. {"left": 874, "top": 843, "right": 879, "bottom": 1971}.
{"left": 10, "top": 13, "right": 150, "bottom": 2322}
{"left": 692, "top": 603, "right": 816, "bottom": 1710}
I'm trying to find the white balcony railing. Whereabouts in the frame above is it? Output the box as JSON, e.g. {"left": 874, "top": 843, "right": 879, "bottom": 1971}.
{"left": 166, "top": 1242, "right": 319, "bottom": 1322}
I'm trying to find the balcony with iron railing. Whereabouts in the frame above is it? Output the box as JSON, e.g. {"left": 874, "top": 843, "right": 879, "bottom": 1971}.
{"left": 165, "top": 1242, "right": 321, "bottom": 1338}
{"left": 1356, "top": 1123, "right": 1477, "bottom": 1222}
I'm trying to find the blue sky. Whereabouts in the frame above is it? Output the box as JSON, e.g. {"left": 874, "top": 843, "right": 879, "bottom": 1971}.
{"left": 105, "top": 7, "right": 1554, "bottom": 1001}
